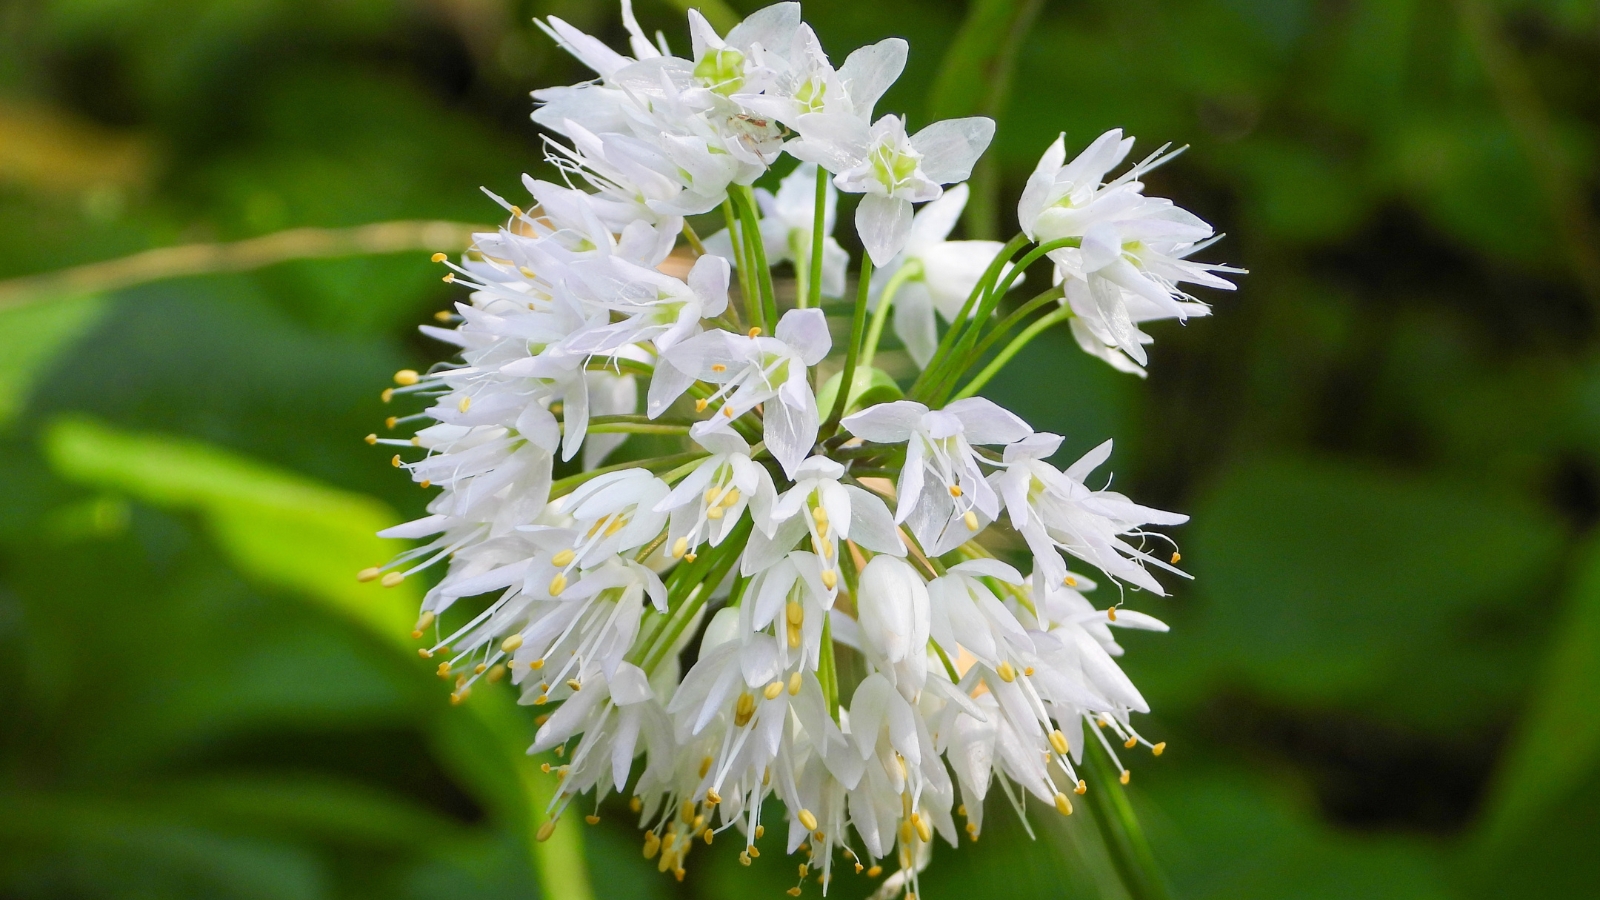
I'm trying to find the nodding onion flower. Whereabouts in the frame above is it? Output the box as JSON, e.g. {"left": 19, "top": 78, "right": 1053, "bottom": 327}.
{"left": 360, "top": 2, "right": 1240, "bottom": 894}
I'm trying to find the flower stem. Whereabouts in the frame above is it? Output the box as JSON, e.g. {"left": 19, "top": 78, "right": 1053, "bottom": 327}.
{"left": 732, "top": 186, "right": 777, "bottom": 330}
{"left": 823, "top": 254, "right": 873, "bottom": 436}
{"left": 861, "top": 259, "right": 922, "bottom": 370}
{"left": 909, "top": 232, "right": 1029, "bottom": 400}
{"left": 818, "top": 613, "right": 840, "bottom": 721}
{"left": 963, "top": 284, "right": 1064, "bottom": 370}
{"left": 804, "top": 165, "right": 828, "bottom": 311}
{"left": 949, "top": 306, "right": 1073, "bottom": 401}
{"left": 724, "top": 198, "right": 757, "bottom": 329}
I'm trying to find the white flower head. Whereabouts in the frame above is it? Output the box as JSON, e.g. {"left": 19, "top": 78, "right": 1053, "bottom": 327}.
{"left": 654, "top": 430, "right": 769, "bottom": 561}
{"left": 662, "top": 308, "right": 831, "bottom": 476}
{"left": 843, "top": 397, "right": 1031, "bottom": 554}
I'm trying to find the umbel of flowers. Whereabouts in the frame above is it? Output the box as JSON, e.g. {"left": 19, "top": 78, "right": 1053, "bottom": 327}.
{"left": 362, "top": 2, "right": 1240, "bottom": 896}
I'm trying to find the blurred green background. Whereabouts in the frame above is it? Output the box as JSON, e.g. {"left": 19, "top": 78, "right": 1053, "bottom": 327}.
{"left": 4, "top": 0, "right": 1599, "bottom": 897}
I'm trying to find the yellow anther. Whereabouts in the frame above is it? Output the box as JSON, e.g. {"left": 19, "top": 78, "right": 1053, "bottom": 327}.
{"left": 703, "top": 828, "right": 714, "bottom": 844}
{"left": 672, "top": 537, "right": 689, "bottom": 558}
{"left": 450, "top": 689, "right": 469, "bottom": 704}
{"left": 534, "top": 694, "right": 548, "bottom": 705}
{"left": 749, "top": 846, "right": 760, "bottom": 857}
{"left": 797, "top": 809, "right": 818, "bottom": 832}
{"left": 684, "top": 552, "right": 697, "bottom": 562}
{"left": 384, "top": 416, "right": 399, "bottom": 429}
{"left": 820, "top": 541, "right": 834, "bottom": 559}
{"left": 855, "top": 862, "right": 865, "bottom": 873}
{"left": 381, "top": 572, "right": 405, "bottom": 587}
{"left": 867, "top": 865, "right": 883, "bottom": 877}
{"left": 996, "top": 661, "right": 1016, "bottom": 682}
{"left": 788, "top": 672, "right": 802, "bottom": 695}
{"left": 566, "top": 678, "right": 581, "bottom": 691}
{"left": 748, "top": 327, "right": 761, "bottom": 337}
{"left": 433, "top": 310, "right": 452, "bottom": 322}
{"left": 1075, "top": 779, "right": 1087, "bottom": 794}
{"left": 530, "top": 658, "right": 545, "bottom": 670}
{"left": 957, "top": 804, "right": 967, "bottom": 817}
{"left": 535, "top": 820, "right": 556, "bottom": 842}
{"left": 357, "top": 567, "right": 381, "bottom": 583}
{"left": 391, "top": 454, "right": 403, "bottom": 468}
{"left": 964, "top": 510, "right": 980, "bottom": 531}
{"left": 473, "top": 663, "right": 487, "bottom": 674}
{"left": 643, "top": 831, "right": 661, "bottom": 858}
{"left": 549, "top": 573, "right": 568, "bottom": 596}
{"left": 900, "top": 820, "right": 914, "bottom": 845}
{"left": 364, "top": 433, "right": 377, "bottom": 445}
{"left": 755, "top": 824, "right": 765, "bottom": 839}
{"left": 735, "top": 691, "right": 755, "bottom": 727}
{"left": 1024, "top": 666, "right": 1035, "bottom": 676}
{"left": 1065, "top": 575, "right": 1078, "bottom": 587}
{"left": 1049, "top": 729, "right": 1070, "bottom": 755}
{"left": 540, "top": 762, "right": 551, "bottom": 773}
{"left": 442, "top": 272, "right": 455, "bottom": 283}
{"left": 1125, "top": 736, "right": 1138, "bottom": 749}
{"left": 419, "top": 479, "right": 432, "bottom": 489}
{"left": 711, "top": 363, "right": 727, "bottom": 373}
{"left": 700, "top": 757, "right": 713, "bottom": 778}
{"left": 381, "top": 388, "right": 394, "bottom": 403}
{"left": 949, "top": 484, "right": 963, "bottom": 497}
{"left": 787, "top": 601, "right": 805, "bottom": 626}
{"left": 788, "top": 623, "right": 802, "bottom": 648}
{"left": 394, "top": 369, "right": 420, "bottom": 386}
{"left": 430, "top": 252, "right": 447, "bottom": 263}
{"left": 551, "top": 549, "right": 575, "bottom": 567}
{"left": 764, "top": 681, "right": 784, "bottom": 700}
{"left": 812, "top": 505, "right": 827, "bottom": 524}
{"left": 535, "top": 714, "right": 549, "bottom": 725}
{"left": 740, "top": 851, "right": 752, "bottom": 866}
{"left": 786, "top": 888, "right": 800, "bottom": 897}
{"left": 1171, "top": 551, "right": 1182, "bottom": 564}
{"left": 695, "top": 398, "right": 709, "bottom": 412}
{"left": 585, "top": 814, "right": 600, "bottom": 825}
{"left": 913, "top": 813, "right": 932, "bottom": 842}
{"left": 707, "top": 506, "right": 724, "bottom": 520}
{"left": 706, "top": 788, "right": 721, "bottom": 805}
{"left": 720, "top": 488, "right": 740, "bottom": 507}
{"left": 417, "top": 648, "right": 433, "bottom": 659}
{"left": 457, "top": 396, "right": 471, "bottom": 412}
{"left": 604, "top": 517, "right": 626, "bottom": 536}
{"left": 723, "top": 406, "right": 734, "bottom": 418}
{"left": 1120, "top": 769, "right": 1131, "bottom": 785}
{"left": 416, "top": 610, "right": 435, "bottom": 630}
{"left": 501, "top": 634, "right": 524, "bottom": 653}
{"left": 1153, "top": 741, "right": 1167, "bottom": 756}
{"left": 1108, "top": 607, "right": 1117, "bottom": 621}
{"left": 820, "top": 569, "right": 837, "bottom": 589}
{"left": 799, "top": 863, "right": 809, "bottom": 878}
{"left": 410, "top": 436, "right": 420, "bottom": 446}
{"left": 487, "top": 664, "right": 505, "bottom": 683}
{"left": 436, "top": 662, "right": 451, "bottom": 678}
{"left": 1054, "top": 792, "right": 1074, "bottom": 816}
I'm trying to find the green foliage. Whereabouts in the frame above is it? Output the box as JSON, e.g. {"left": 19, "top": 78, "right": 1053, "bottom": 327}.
{"left": 2, "top": 0, "right": 1599, "bottom": 897}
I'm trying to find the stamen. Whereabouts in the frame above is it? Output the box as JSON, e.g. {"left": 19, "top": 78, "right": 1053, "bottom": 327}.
{"left": 552, "top": 549, "right": 576, "bottom": 567}
{"left": 797, "top": 809, "right": 818, "bottom": 831}
{"left": 430, "top": 252, "right": 447, "bottom": 263}
{"left": 381, "top": 572, "right": 404, "bottom": 587}
{"left": 996, "top": 661, "right": 1016, "bottom": 682}
{"left": 788, "top": 672, "right": 802, "bottom": 695}
{"left": 1053, "top": 792, "right": 1073, "bottom": 816}
{"left": 357, "top": 567, "right": 381, "bottom": 582}
{"left": 501, "top": 634, "right": 524, "bottom": 653}
{"left": 1153, "top": 741, "right": 1167, "bottom": 756}
{"left": 394, "top": 370, "right": 420, "bottom": 386}
{"left": 364, "top": 434, "right": 378, "bottom": 445}
{"left": 764, "top": 681, "right": 784, "bottom": 700}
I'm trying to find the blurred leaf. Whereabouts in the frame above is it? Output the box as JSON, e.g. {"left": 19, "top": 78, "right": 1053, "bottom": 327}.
{"left": 0, "top": 292, "right": 106, "bottom": 428}
{"left": 1147, "top": 764, "right": 1453, "bottom": 900}
{"left": 1465, "top": 535, "right": 1600, "bottom": 897}
{"left": 43, "top": 414, "right": 420, "bottom": 643}
{"left": 1151, "top": 456, "right": 1565, "bottom": 732}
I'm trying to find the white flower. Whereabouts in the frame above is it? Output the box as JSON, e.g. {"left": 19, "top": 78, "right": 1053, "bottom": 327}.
{"left": 1064, "top": 276, "right": 1210, "bottom": 377}
{"left": 702, "top": 162, "right": 850, "bottom": 298}
{"left": 659, "top": 308, "right": 831, "bottom": 476}
{"left": 795, "top": 113, "right": 995, "bottom": 265}
{"left": 926, "top": 558, "right": 1033, "bottom": 671}
{"left": 653, "top": 430, "right": 769, "bottom": 562}
{"left": 990, "top": 434, "right": 1189, "bottom": 594}
{"left": 855, "top": 556, "right": 931, "bottom": 698}
{"left": 870, "top": 183, "right": 1018, "bottom": 367}
{"left": 566, "top": 252, "right": 731, "bottom": 355}
{"left": 842, "top": 398, "right": 1031, "bottom": 554}
{"left": 733, "top": 23, "right": 905, "bottom": 139}
{"left": 742, "top": 455, "right": 904, "bottom": 577}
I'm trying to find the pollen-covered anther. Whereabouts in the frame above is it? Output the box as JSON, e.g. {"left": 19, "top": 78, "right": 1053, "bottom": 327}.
{"left": 699, "top": 756, "right": 713, "bottom": 778}
{"left": 1049, "top": 729, "right": 1070, "bottom": 755}
{"left": 684, "top": 552, "right": 697, "bottom": 562}
{"left": 1124, "top": 736, "right": 1138, "bottom": 749}
{"left": 643, "top": 832, "right": 661, "bottom": 859}
{"left": 473, "top": 663, "right": 486, "bottom": 674}
{"left": 1108, "top": 607, "right": 1117, "bottom": 621}
{"left": 740, "top": 851, "right": 752, "bottom": 866}
{"left": 1171, "top": 551, "right": 1182, "bottom": 564}
{"left": 384, "top": 416, "right": 398, "bottom": 429}
{"left": 381, "top": 388, "right": 394, "bottom": 403}
{"left": 501, "top": 634, "right": 523, "bottom": 653}
{"left": 585, "top": 814, "right": 600, "bottom": 825}
{"left": 419, "top": 479, "right": 431, "bottom": 489}
{"left": 549, "top": 573, "right": 568, "bottom": 596}
{"left": 747, "top": 327, "right": 761, "bottom": 337}
{"left": 530, "top": 658, "right": 545, "bottom": 670}
{"left": 695, "top": 398, "right": 709, "bottom": 412}
{"left": 535, "top": 820, "right": 556, "bottom": 842}
{"left": 705, "top": 787, "right": 721, "bottom": 805}
{"left": 391, "top": 454, "right": 402, "bottom": 467}
{"left": 788, "top": 671, "right": 802, "bottom": 695}
{"left": 723, "top": 406, "right": 734, "bottom": 418}
{"left": 949, "top": 485, "right": 962, "bottom": 497}
{"left": 566, "top": 678, "right": 581, "bottom": 691}
{"left": 380, "top": 572, "right": 404, "bottom": 587}
{"left": 394, "top": 369, "right": 420, "bottom": 386}
{"left": 364, "top": 433, "right": 377, "bottom": 445}
{"left": 912, "top": 812, "right": 932, "bottom": 842}
{"left": 357, "top": 567, "right": 382, "bottom": 582}
{"left": 672, "top": 537, "right": 689, "bottom": 558}
{"left": 764, "top": 680, "right": 784, "bottom": 700}
{"left": 996, "top": 661, "right": 1017, "bottom": 682}
{"left": 734, "top": 691, "right": 756, "bottom": 727}
{"left": 551, "top": 548, "right": 575, "bottom": 567}
{"left": 1075, "top": 779, "right": 1088, "bottom": 794}
{"left": 1064, "top": 575, "right": 1077, "bottom": 587}
{"left": 430, "top": 252, "right": 447, "bottom": 263}
{"left": 449, "top": 688, "right": 469, "bottom": 704}
{"left": 1054, "top": 792, "right": 1074, "bottom": 816}
{"left": 799, "top": 863, "right": 809, "bottom": 877}
{"left": 442, "top": 272, "right": 455, "bottom": 283}
{"left": 417, "top": 648, "right": 433, "bottom": 659}
{"left": 1120, "top": 769, "right": 1132, "bottom": 785}
{"left": 820, "top": 569, "right": 838, "bottom": 589}
{"left": 797, "top": 809, "right": 818, "bottom": 831}
{"left": 457, "top": 395, "right": 471, "bottom": 412}
{"left": 487, "top": 665, "right": 505, "bottom": 683}
{"left": 964, "top": 510, "right": 980, "bottom": 531}
{"left": 711, "top": 363, "right": 727, "bottom": 373}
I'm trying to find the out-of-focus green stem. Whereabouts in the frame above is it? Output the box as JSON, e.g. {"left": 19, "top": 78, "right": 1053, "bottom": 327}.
{"left": 1084, "top": 740, "right": 1172, "bottom": 900}
{"left": 823, "top": 255, "right": 873, "bottom": 436}
{"left": 732, "top": 186, "right": 777, "bottom": 330}
{"left": 724, "top": 198, "right": 758, "bottom": 329}
{"left": 805, "top": 165, "right": 828, "bottom": 310}
{"left": 950, "top": 306, "right": 1072, "bottom": 401}
{"left": 910, "top": 233, "right": 1028, "bottom": 401}
{"left": 861, "top": 259, "right": 921, "bottom": 370}
{"left": 818, "top": 614, "right": 839, "bottom": 720}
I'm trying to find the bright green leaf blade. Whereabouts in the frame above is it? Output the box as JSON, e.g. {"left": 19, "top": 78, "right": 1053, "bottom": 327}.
{"left": 0, "top": 292, "right": 106, "bottom": 428}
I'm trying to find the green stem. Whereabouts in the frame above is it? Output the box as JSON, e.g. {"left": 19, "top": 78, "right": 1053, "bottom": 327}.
{"left": 639, "top": 520, "right": 752, "bottom": 673}
{"left": 732, "top": 186, "right": 777, "bottom": 330}
{"left": 582, "top": 423, "right": 690, "bottom": 436}
{"left": 681, "top": 220, "right": 707, "bottom": 257}
{"left": 964, "top": 285, "right": 1065, "bottom": 369}
{"left": 824, "top": 254, "right": 873, "bottom": 436}
{"left": 1084, "top": 740, "right": 1172, "bottom": 900}
{"left": 805, "top": 165, "right": 828, "bottom": 311}
{"left": 818, "top": 613, "right": 840, "bottom": 721}
{"left": 724, "top": 199, "right": 757, "bottom": 329}
{"left": 950, "top": 306, "right": 1073, "bottom": 401}
{"left": 909, "top": 232, "right": 1029, "bottom": 399}
{"left": 861, "top": 259, "right": 922, "bottom": 370}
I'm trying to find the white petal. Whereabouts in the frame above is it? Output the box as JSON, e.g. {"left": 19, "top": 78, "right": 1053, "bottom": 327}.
{"left": 775, "top": 307, "right": 832, "bottom": 364}
{"left": 945, "top": 397, "right": 1031, "bottom": 445}
{"left": 892, "top": 282, "right": 938, "bottom": 369}
{"left": 857, "top": 194, "right": 914, "bottom": 267}
{"left": 910, "top": 117, "right": 995, "bottom": 184}
{"left": 842, "top": 400, "right": 927, "bottom": 443}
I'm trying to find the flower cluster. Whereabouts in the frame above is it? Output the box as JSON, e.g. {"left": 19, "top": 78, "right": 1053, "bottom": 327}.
{"left": 362, "top": 3, "right": 1238, "bottom": 895}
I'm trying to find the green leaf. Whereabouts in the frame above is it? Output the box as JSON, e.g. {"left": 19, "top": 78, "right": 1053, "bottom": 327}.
{"left": 0, "top": 292, "right": 106, "bottom": 428}
{"left": 1465, "top": 535, "right": 1600, "bottom": 897}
